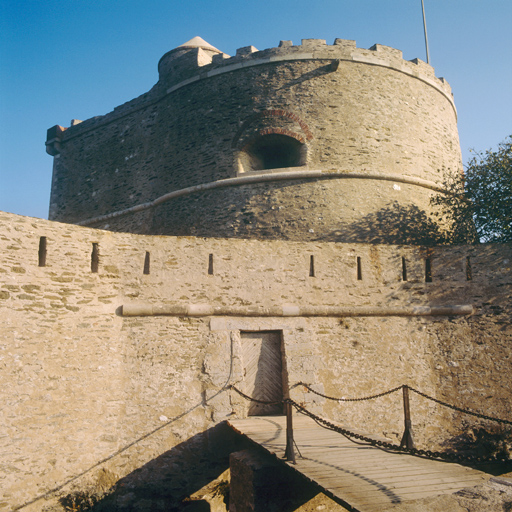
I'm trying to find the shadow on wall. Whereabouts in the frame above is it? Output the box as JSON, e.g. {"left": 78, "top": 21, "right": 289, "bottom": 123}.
{"left": 144, "top": 191, "right": 446, "bottom": 244}
{"left": 61, "top": 423, "right": 248, "bottom": 511}
{"left": 60, "top": 423, "right": 326, "bottom": 512}
{"left": 325, "top": 202, "right": 447, "bottom": 245}
{"left": 280, "top": 61, "right": 338, "bottom": 89}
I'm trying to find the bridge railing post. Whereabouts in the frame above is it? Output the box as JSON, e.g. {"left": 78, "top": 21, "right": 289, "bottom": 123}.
{"left": 284, "top": 399, "right": 296, "bottom": 464}
{"left": 400, "top": 384, "right": 415, "bottom": 450}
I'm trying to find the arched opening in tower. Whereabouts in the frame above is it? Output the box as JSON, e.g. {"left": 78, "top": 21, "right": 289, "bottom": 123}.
{"left": 240, "top": 134, "right": 306, "bottom": 172}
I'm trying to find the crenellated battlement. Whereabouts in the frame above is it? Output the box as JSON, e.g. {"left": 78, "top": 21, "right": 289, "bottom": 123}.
{"left": 49, "top": 37, "right": 452, "bottom": 148}
{"left": 159, "top": 37, "right": 452, "bottom": 99}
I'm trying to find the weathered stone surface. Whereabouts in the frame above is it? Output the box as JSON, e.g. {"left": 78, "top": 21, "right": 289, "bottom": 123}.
{"left": 0, "top": 211, "right": 511, "bottom": 510}
{"left": 5, "top": 36, "right": 511, "bottom": 512}
{"left": 47, "top": 39, "right": 460, "bottom": 242}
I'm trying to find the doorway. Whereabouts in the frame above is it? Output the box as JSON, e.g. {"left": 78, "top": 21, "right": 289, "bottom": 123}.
{"left": 241, "top": 331, "right": 286, "bottom": 416}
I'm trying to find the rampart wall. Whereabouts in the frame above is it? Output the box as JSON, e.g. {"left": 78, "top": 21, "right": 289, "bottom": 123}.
{"left": 47, "top": 38, "right": 461, "bottom": 241}
{"left": 1, "top": 211, "right": 511, "bottom": 510}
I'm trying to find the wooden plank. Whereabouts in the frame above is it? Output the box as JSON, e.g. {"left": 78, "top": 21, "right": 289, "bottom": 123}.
{"left": 320, "top": 474, "right": 486, "bottom": 490}
{"left": 296, "top": 455, "right": 485, "bottom": 475}
{"left": 298, "top": 462, "right": 484, "bottom": 479}
{"left": 302, "top": 469, "right": 485, "bottom": 485}
{"left": 324, "top": 482, "right": 485, "bottom": 500}
{"left": 227, "top": 415, "right": 489, "bottom": 511}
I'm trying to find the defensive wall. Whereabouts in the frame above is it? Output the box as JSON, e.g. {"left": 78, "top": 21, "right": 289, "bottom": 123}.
{"left": 1, "top": 211, "right": 511, "bottom": 510}
{"left": 46, "top": 38, "right": 461, "bottom": 241}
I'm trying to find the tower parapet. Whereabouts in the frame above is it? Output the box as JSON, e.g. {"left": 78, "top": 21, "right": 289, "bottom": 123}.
{"left": 157, "top": 38, "right": 453, "bottom": 103}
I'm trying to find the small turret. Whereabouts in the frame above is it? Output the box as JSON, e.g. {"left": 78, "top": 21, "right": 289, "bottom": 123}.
{"left": 45, "top": 125, "right": 67, "bottom": 156}
{"left": 158, "top": 36, "right": 226, "bottom": 87}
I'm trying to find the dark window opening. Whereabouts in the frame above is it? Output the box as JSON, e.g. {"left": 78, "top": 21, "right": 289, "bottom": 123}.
{"left": 38, "top": 237, "right": 47, "bottom": 267}
{"left": 143, "top": 252, "right": 150, "bottom": 275}
{"left": 309, "top": 255, "right": 315, "bottom": 277}
{"left": 425, "top": 257, "right": 432, "bottom": 282}
{"left": 466, "top": 256, "right": 472, "bottom": 281}
{"left": 208, "top": 254, "right": 214, "bottom": 275}
{"left": 240, "top": 134, "right": 305, "bottom": 172}
{"left": 91, "top": 243, "right": 99, "bottom": 273}
{"left": 357, "top": 257, "right": 362, "bottom": 281}
{"left": 402, "top": 257, "right": 407, "bottom": 281}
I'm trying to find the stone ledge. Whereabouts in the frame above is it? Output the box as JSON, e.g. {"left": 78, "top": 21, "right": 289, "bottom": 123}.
{"left": 121, "top": 303, "right": 474, "bottom": 318}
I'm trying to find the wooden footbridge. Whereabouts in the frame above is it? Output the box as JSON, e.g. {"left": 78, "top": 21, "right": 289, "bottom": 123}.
{"left": 227, "top": 414, "right": 489, "bottom": 511}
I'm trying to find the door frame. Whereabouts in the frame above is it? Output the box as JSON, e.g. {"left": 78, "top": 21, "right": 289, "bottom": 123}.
{"left": 240, "top": 329, "right": 289, "bottom": 416}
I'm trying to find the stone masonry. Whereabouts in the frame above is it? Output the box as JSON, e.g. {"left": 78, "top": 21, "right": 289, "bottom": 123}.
{"left": 46, "top": 37, "right": 461, "bottom": 242}
{"left": 0, "top": 36, "right": 510, "bottom": 511}
{"left": 0, "top": 211, "right": 511, "bottom": 509}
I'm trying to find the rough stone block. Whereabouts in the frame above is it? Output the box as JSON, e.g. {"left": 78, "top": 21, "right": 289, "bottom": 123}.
{"left": 301, "top": 38, "right": 326, "bottom": 48}
{"left": 229, "top": 449, "right": 287, "bottom": 512}
{"left": 369, "top": 43, "right": 403, "bottom": 59}
{"left": 334, "top": 38, "right": 356, "bottom": 49}
{"left": 211, "top": 53, "right": 230, "bottom": 64}
{"left": 235, "top": 46, "right": 258, "bottom": 57}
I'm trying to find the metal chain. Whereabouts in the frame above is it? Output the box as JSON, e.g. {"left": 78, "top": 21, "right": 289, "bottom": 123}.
{"left": 228, "top": 386, "right": 510, "bottom": 464}
{"left": 229, "top": 385, "right": 284, "bottom": 405}
{"left": 298, "top": 382, "right": 403, "bottom": 402}
{"left": 288, "top": 399, "right": 510, "bottom": 464}
{"left": 300, "top": 382, "right": 512, "bottom": 425}
{"left": 407, "top": 386, "right": 512, "bottom": 426}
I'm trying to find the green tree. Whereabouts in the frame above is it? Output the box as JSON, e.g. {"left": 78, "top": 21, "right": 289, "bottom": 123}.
{"left": 433, "top": 136, "right": 512, "bottom": 243}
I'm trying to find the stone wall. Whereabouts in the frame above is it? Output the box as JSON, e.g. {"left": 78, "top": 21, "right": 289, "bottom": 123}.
{"left": 47, "top": 38, "right": 461, "bottom": 241}
{"left": 1, "top": 211, "right": 511, "bottom": 509}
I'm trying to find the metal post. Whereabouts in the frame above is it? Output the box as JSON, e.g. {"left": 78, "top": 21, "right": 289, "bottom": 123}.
{"left": 284, "top": 400, "right": 296, "bottom": 463}
{"left": 421, "top": 0, "right": 431, "bottom": 64}
{"left": 400, "top": 385, "right": 415, "bottom": 450}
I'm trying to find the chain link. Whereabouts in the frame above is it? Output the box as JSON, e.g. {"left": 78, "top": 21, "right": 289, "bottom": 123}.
{"left": 407, "top": 386, "right": 512, "bottom": 426}
{"left": 229, "top": 385, "right": 510, "bottom": 464}
{"left": 288, "top": 399, "right": 510, "bottom": 464}
{"left": 300, "top": 382, "right": 512, "bottom": 426}
{"left": 298, "top": 382, "right": 403, "bottom": 402}
{"left": 229, "top": 385, "right": 284, "bottom": 405}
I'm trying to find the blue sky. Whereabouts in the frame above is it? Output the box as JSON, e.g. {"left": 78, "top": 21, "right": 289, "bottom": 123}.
{"left": 1, "top": 0, "right": 511, "bottom": 220}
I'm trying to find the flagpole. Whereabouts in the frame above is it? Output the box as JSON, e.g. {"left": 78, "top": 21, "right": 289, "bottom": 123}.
{"left": 421, "top": 0, "right": 430, "bottom": 64}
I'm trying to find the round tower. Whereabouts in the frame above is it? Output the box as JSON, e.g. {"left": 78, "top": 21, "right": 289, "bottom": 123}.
{"left": 48, "top": 37, "right": 462, "bottom": 243}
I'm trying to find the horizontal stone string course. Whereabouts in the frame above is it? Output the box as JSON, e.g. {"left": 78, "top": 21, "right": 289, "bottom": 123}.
{"left": 77, "top": 170, "right": 446, "bottom": 227}
{"left": 121, "top": 304, "right": 474, "bottom": 317}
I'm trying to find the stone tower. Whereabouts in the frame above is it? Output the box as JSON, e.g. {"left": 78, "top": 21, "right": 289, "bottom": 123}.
{"left": 47, "top": 37, "right": 461, "bottom": 242}
{"left": 2, "top": 36, "right": 511, "bottom": 512}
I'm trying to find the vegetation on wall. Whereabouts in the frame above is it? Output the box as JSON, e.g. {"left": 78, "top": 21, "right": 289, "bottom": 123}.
{"left": 433, "top": 136, "right": 512, "bottom": 244}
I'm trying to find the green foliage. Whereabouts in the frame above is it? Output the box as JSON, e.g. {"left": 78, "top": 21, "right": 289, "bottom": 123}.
{"left": 433, "top": 136, "right": 512, "bottom": 243}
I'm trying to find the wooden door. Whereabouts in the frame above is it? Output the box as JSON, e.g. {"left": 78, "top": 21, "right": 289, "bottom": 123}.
{"left": 241, "top": 331, "right": 284, "bottom": 416}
